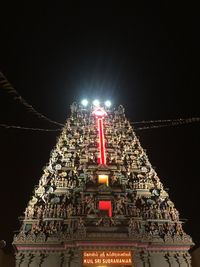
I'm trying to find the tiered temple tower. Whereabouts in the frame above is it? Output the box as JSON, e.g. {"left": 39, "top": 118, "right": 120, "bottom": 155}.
{"left": 13, "top": 102, "right": 193, "bottom": 266}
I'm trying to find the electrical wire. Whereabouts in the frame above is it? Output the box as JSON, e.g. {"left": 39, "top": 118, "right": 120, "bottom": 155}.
{"left": 0, "top": 72, "right": 64, "bottom": 127}
{"left": 0, "top": 124, "right": 62, "bottom": 132}
{"left": 134, "top": 117, "right": 200, "bottom": 131}
{"left": 0, "top": 71, "right": 199, "bottom": 132}
{"left": 1, "top": 117, "right": 199, "bottom": 133}
{"left": 131, "top": 119, "right": 184, "bottom": 124}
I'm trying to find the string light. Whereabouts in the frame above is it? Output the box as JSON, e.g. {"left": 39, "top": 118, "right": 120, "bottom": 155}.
{"left": 131, "top": 119, "right": 182, "bottom": 124}
{"left": 0, "top": 124, "right": 62, "bottom": 132}
{"left": 0, "top": 72, "right": 199, "bottom": 133}
{"left": 134, "top": 117, "right": 200, "bottom": 131}
{"left": 0, "top": 72, "right": 64, "bottom": 127}
{"left": 0, "top": 117, "right": 199, "bottom": 133}
{"left": 131, "top": 118, "right": 186, "bottom": 124}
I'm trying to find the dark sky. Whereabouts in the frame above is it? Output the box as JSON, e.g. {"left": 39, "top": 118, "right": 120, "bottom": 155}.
{"left": 0, "top": 3, "right": 199, "bottom": 251}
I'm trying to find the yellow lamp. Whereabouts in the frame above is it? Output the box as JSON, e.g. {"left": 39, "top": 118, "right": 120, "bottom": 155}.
{"left": 98, "top": 175, "right": 109, "bottom": 186}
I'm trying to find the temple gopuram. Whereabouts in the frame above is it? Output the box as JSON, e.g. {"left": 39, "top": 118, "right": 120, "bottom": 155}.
{"left": 13, "top": 101, "right": 193, "bottom": 266}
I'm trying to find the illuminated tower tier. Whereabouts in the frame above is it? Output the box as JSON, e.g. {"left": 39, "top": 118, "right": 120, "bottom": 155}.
{"left": 13, "top": 103, "right": 193, "bottom": 266}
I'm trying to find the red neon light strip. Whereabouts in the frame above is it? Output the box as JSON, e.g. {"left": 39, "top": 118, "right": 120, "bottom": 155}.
{"left": 98, "top": 118, "right": 106, "bottom": 165}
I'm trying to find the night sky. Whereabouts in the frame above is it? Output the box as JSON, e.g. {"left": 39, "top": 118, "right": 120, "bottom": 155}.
{"left": 0, "top": 3, "right": 199, "bottom": 252}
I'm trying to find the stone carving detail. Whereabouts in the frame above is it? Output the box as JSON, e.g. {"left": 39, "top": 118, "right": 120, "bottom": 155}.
{"left": 13, "top": 103, "right": 193, "bottom": 266}
{"left": 74, "top": 218, "right": 86, "bottom": 239}
{"left": 15, "top": 253, "right": 24, "bottom": 266}
{"left": 36, "top": 232, "right": 46, "bottom": 242}
{"left": 165, "top": 253, "right": 178, "bottom": 265}
{"left": 26, "top": 233, "right": 36, "bottom": 243}
{"left": 14, "top": 232, "right": 26, "bottom": 243}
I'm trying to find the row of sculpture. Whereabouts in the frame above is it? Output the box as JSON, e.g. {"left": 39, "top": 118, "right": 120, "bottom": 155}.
{"left": 25, "top": 189, "right": 179, "bottom": 222}
{"left": 20, "top": 216, "right": 185, "bottom": 241}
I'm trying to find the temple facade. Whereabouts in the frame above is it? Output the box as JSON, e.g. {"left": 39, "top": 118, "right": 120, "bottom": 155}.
{"left": 13, "top": 102, "right": 193, "bottom": 266}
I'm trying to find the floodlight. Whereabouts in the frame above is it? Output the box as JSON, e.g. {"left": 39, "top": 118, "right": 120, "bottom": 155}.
{"left": 93, "top": 99, "right": 100, "bottom": 107}
{"left": 81, "top": 99, "right": 88, "bottom": 106}
{"left": 105, "top": 100, "right": 111, "bottom": 107}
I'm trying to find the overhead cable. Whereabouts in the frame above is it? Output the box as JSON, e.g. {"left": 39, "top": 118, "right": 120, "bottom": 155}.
{"left": 0, "top": 72, "right": 64, "bottom": 127}
{"left": 135, "top": 117, "right": 200, "bottom": 131}
{"left": 0, "top": 124, "right": 62, "bottom": 132}
{"left": 131, "top": 119, "right": 184, "bottom": 124}
{"left": 1, "top": 117, "right": 199, "bottom": 133}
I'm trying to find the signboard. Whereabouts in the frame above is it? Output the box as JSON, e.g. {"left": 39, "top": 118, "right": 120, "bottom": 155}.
{"left": 83, "top": 251, "right": 133, "bottom": 266}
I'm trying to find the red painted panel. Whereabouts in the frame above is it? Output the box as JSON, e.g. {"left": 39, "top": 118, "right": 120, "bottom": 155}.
{"left": 99, "top": 200, "right": 112, "bottom": 217}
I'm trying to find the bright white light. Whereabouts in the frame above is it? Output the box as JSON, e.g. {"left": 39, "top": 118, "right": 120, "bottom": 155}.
{"left": 105, "top": 100, "right": 111, "bottom": 107}
{"left": 81, "top": 99, "right": 88, "bottom": 106}
{"left": 93, "top": 99, "right": 100, "bottom": 107}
